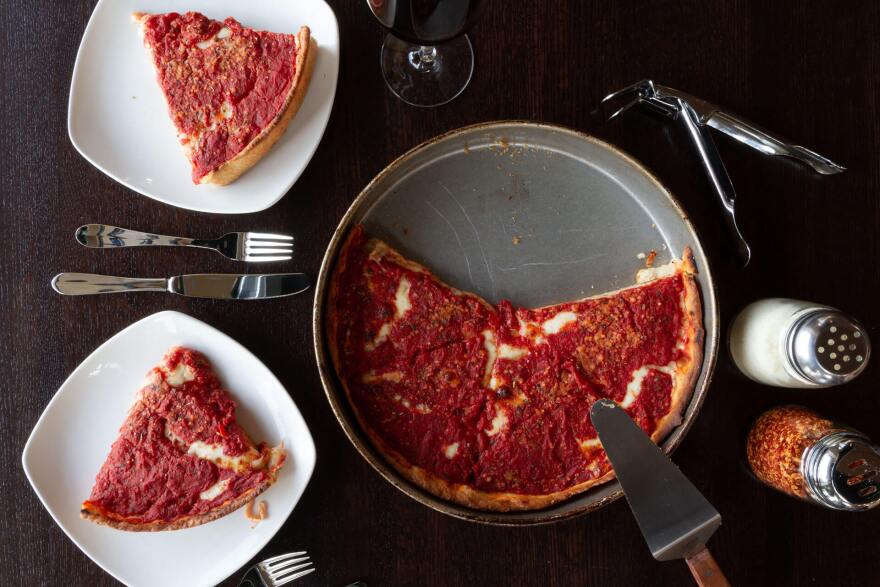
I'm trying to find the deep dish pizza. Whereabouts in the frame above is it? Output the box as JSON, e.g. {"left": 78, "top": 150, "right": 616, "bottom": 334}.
{"left": 82, "top": 347, "right": 285, "bottom": 530}
{"left": 327, "top": 225, "right": 703, "bottom": 511}
{"left": 133, "top": 11, "right": 315, "bottom": 185}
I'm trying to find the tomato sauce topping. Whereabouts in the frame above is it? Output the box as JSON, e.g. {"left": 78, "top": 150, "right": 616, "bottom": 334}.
{"left": 332, "top": 226, "right": 497, "bottom": 374}
{"left": 332, "top": 227, "right": 693, "bottom": 496}
{"left": 141, "top": 12, "right": 299, "bottom": 181}
{"left": 85, "top": 348, "right": 273, "bottom": 523}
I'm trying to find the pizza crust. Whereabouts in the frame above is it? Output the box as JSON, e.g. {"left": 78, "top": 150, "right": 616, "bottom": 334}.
{"left": 325, "top": 225, "right": 361, "bottom": 388}
{"left": 651, "top": 248, "right": 703, "bottom": 443}
{"left": 81, "top": 480, "right": 271, "bottom": 532}
{"left": 357, "top": 415, "right": 620, "bottom": 511}
{"left": 202, "top": 28, "right": 315, "bottom": 185}
{"left": 326, "top": 229, "right": 704, "bottom": 511}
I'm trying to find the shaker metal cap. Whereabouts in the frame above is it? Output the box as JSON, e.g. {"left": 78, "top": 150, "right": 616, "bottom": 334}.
{"left": 787, "top": 310, "right": 871, "bottom": 386}
{"left": 803, "top": 432, "right": 880, "bottom": 511}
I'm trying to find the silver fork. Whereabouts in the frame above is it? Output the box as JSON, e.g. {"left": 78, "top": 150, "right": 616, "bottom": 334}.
{"left": 75, "top": 224, "right": 293, "bottom": 263}
{"left": 237, "top": 551, "right": 315, "bottom": 586}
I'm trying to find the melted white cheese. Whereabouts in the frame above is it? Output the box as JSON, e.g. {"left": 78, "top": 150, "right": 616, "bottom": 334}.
{"left": 636, "top": 261, "right": 677, "bottom": 283}
{"left": 365, "top": 323, "right": 391, "bottom": 352}
{"left": 365, "top": 277, "right": 413, "bottom": 352}
{"left": 220, "top": 100, "right": 233, "bottom": 119}
{"left": 362, "top": 370, "right": 403, "bottom": 384}
{"left": 621, "top": 362, "right": 676, "bottom": 408}
{"left": 482, "top": 330, "right": 497, "bottom": 383}
{"left": 483, "top": 332, "right": 528, "bottom": 389}
{"left": 579, "top": 437, "right": 603, "bottom": 450}
{"left": 394, "top": 277, "right": 412, "bottom": 318}
{"left": 444, "top": 442, "right": 460, "bottom": 459}
{"left": 164, "top": 363, "right": 195, "bottom": 387}
{"left": 542, "top": 311, "right": 578, "bottom": 335}
{"left": 517, "top": 319, "right": 546, "bottom": 344}
{"left": 196, "top": 26, "right": 231, "bottom": 49}
{"left": 485, "top": 406, "right": 509, "bottom": 437}
{"left": 164, "top": 426, "right": 260, "bottom": 472}
{"left": 186, "top": 441, "right": 256, "bottom": 469}
{"left": 391, "top": 393, "right": 430, "bottom": 414}
{"left": 498, "top": 344, "right": 528, "bottom": 360}
{"left": 199, "top": 478, "right": 230, "bottom": 501}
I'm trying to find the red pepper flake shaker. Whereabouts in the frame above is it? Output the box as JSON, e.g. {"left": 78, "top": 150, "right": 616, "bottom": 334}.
{"left": 746, "top": 405, "right": 880, "bottom": 510}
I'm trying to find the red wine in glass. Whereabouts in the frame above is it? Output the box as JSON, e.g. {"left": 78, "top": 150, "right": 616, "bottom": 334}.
{"left": 367, "top": 0, "right": 487, "bottom": 107}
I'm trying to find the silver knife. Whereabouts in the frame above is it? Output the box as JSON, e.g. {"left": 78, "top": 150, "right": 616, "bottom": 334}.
{"left": 590, "top": 399, "right": 730, "bottom": 587}
{"left": 51, "top": 273, "right": 310, "bottom": 300}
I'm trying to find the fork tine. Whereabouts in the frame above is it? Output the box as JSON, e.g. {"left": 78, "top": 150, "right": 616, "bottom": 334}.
{"left": 246, "top": 241, "right": 295, "bottom": 249}
{"left": 274, "top": 567, "right": 315, "bottom": 586}
{"left": 267, "top": 556, "right": 310, "bottom": 573}
{"left": 261, "top": 551, "right": 307, "bottom": 565}
{"left": 275, "top": 567, "right": 317, "bottom": 587}
{"left": 245, "top": 247, "right": 293, "bottom": 255}
{"left": 271, "top": 562, "right": 313, "bottom": 579}
{"left": 243, "top": 255, "right": 292, "bottom": 263}
{"left": 247, "top": 232, "right": 293, "bottom": 241}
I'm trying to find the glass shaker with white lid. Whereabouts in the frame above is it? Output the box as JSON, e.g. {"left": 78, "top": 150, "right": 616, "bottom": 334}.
{"left": 729, "top": 298, "right": 871, "bottom": 388}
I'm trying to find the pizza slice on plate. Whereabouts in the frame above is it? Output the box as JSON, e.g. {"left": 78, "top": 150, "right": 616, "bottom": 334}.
{"left": 81, "top": 347, "right": 284, "bottom": 531}
{"left": 132, "top": 11, "right": 316, "bottom": 185}
{"left": 327, "top": 225, "right": 703, "bottom": 511}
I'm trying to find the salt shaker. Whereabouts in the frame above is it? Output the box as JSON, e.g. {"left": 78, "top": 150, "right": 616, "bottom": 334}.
{"left": 747, "top": 406, "right": 880, "bottom": 511}
{"left": 729, "top": 298, "right": 871, "bottom": 388}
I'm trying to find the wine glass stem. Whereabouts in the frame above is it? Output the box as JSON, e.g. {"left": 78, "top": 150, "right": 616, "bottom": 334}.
{"left": 409, "top": 45, "right": 440, "bottom": 73}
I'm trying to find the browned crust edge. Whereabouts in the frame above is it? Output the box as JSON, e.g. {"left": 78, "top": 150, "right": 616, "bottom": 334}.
{"left": 326, "top": 230, "right": 704, "bottom": 511}
{"left": 364, "top": 418, "right": 619, "bottom": 511}
{"left": 202, "top": 28, "right": 315, "bottom": 185}
{"left": 81, "top": 478, "right": 275, "bottom": 531}
{"left": 652, "top": 246, "right": 703, "bottom": 443}
{"left": 325, "top": 226, "right": 362, "bottom": 390}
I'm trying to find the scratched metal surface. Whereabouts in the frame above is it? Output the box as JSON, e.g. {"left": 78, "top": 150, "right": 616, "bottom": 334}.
{"left": 315, "top": 121, "right": 719, "bottom": 524}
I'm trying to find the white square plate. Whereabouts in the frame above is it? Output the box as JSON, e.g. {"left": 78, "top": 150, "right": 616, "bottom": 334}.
{"left": 22, "top": 311, "right": 316, "bottom": 587}
{"left": 68, "top": 0, "right": 339, "bottom": 214}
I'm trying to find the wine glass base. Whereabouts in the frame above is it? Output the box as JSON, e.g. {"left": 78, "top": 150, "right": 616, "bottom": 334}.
{"left": 380, "top": 34, "right": 474, "bottom": 107}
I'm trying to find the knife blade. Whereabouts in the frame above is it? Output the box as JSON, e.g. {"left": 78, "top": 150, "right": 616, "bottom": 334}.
{"left": 51, "top": 272, "right": 310, "bottom": 300}
{"left": 590, "top": 399, "right": 729, "bottom": 586}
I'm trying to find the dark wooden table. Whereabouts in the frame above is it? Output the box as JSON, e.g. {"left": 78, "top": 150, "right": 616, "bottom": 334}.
{"left": 3, "top": 1, "right": 879, "bottom": 585}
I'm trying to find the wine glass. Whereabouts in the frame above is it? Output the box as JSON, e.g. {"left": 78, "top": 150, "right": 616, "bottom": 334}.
{"left": 366, "top": 0, "right": 487, "bottom": 107}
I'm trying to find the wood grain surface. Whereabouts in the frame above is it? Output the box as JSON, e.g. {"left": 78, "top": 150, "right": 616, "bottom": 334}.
{"left": 2, "top": 1, "right": 878, "bottom": 585}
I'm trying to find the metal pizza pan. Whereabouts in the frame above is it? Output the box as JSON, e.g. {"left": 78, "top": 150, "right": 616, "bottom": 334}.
{"left": 313, "top": 120, "right": 719, "bottom": 526}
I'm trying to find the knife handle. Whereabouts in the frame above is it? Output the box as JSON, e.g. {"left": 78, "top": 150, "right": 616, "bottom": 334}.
{"left": 51, "top": 273, "right": 167, "bottom": 295}
{"left": 685, "top": 547, "right": 730, "bottom": 587}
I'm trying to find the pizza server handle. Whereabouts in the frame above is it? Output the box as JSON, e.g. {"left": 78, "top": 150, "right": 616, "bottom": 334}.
{"left": 685, "top": 547, "right": 730, "bottom": 587}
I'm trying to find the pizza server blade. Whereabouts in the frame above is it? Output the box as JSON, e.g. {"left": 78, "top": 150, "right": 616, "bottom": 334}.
{"left": 590, "top": 399, "right": 730, "bottom": 586}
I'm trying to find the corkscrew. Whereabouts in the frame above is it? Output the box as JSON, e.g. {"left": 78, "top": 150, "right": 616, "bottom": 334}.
{"left": 597, "top": 80, "right": 845, "bottom": 266}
